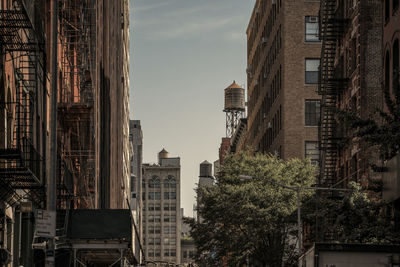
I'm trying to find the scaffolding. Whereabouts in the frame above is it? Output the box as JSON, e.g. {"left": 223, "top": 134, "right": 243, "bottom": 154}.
{"left": 0, "top": 0, "right": 46, "bottom": 207}
{"left": 58, "top": 0, "right": 96, "bottom": 209}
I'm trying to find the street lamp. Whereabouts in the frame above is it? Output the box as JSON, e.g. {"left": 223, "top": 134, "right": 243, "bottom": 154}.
{"left": 238, "top": 175, "right": 352, "bottom": 258}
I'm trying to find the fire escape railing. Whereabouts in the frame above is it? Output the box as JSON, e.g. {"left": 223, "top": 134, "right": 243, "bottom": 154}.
{"left": 0, "top": 0, "right": 45, "bottom": 206}
{"left": 318, "top": 0, "right": 349, "bottom": 187}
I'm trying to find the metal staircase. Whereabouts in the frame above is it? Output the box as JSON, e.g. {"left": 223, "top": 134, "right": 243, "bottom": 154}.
{"left": 318, "top": 0, "right": 349, "bottom": 187}
{"left": 0, "top": 0, "right": 45, "bottom": 206}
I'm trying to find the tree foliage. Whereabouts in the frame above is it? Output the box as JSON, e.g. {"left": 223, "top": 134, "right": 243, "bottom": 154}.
{"left": 187, "top": 151, "right": 317, "bottom": 267}
{"left": 302, "top": 182, "right": 400, "bottom": 244}
{"left": 338, "top": 77, "right": 400, "bottom": 159}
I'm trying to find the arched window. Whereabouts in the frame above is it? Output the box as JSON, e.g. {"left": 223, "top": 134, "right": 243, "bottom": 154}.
{"left": 163, "top": 175, "right": 176, "bottom": 189}
{"left": 394, "top": 0, "right": 399, "bottom": 12}
{"left": 154, "top": 176, "right": 161, "bottom": 188}
{"left": 149, "top": 176, "right": 160, "bottom": 188}
{"left": 385, "top": 50, "right": 391, "bottom": 94}
{"left": 393, "top": 39, "right": 399, "bottom": 95}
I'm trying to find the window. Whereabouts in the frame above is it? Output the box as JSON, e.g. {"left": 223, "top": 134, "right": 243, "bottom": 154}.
{"left": 164, "top": 192, "right": 169, "bottom": 200}
{"left": 385, "top": 0, "right": 390, "bottom": 22}
{"left": 305, "top": 16, "right": 319, "bottom": 42}
{"left": 385, "top": 50, "right": 391, "bottom": 93}
{"left": 164, "top": 203, "right": 169, "bottom": 211}
{"left": 305, "top": 100, "right": 320, "bottom": 126}
{"left": 305, "top": 59, "right": 320, "bottom": 84}
{"left": 305, "top": 141, "right": 319, "bottom": 166}
{"left": 394, "top": 0, "right": 399, "bottom": 13}
{"left": 155, "top": 192, "right": 161, "bottom": 200}
{"left": 155, "top": 250, "right": 161, "bottom": 257}
{"left": 183, "top": 251, "right": 187, "bottom": 258}
{"left": 393, "top": 40, "right": 399, "bottom": 95}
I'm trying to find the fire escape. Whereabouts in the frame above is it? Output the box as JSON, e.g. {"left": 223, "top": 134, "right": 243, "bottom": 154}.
{"left": 58, "top": 0, "right": 95, "bottom": 209}
{"left": 318, "top": 0, "right": 349, "bottom": 187}
{"left": 0, "top": 0, "right": 46, "bottom": 207}
{"left": 317, "top": 0, "right": 350, "bottom": 242}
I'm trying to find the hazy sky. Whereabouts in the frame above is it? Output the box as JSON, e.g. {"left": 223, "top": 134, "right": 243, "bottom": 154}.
{"left": 130, "top": 0, "right": 255, "bottom": 216}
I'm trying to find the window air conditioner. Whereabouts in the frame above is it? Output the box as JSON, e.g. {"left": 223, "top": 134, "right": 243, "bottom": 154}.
{"left": 309, "top": 17, "right": 318, "bottom": 23}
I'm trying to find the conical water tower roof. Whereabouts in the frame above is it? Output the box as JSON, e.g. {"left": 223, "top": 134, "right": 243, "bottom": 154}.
{"left": 225, "top": 80, "right": 243, "bottom": 90}
{"left": 159, "top": 148, "right": 168, "bottom": 154}
{"left": 200, "top": 160, "right": 212, "bottom": 165}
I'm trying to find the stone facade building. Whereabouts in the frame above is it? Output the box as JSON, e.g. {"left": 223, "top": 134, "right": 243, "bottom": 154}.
{"left": 245, "top": 0, "right": 321, "bottom": 163}
{"left": 142, "top": 149, "right": 182, "bottom": 264}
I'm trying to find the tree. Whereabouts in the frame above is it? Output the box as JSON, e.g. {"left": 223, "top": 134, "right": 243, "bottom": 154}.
{"left": 338, "top": 74, "right": 400, "bottom": 160}
{"left": 302, "top": 182, "right": 400, "bottom": 245}
{"left": 187, "top": 151, "right": 317, "bottom": 267}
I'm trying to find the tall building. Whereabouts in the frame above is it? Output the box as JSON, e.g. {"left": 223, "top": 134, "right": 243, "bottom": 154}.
{"left": 0, "top": 0, "right": 49, "bottom": 265}
{"left": 142, "top": 149, "right": 182, "bottom": 264}
{"left": 245, "top": 0, "right": 321, "bottom": 163}
{"left": 0, "top": 0, "right": 133, "bottom": 265}
{"left": 95, "top": 0, "right": 131, "bottom": 209}
{"left": 380, "top": 0, "right": 399, "bottom": 227}
{"left": 130, "top": 120, "right": 144, "bottom": 260}
{"left": 319, "top": 0, "right": 383, "bottom": 187}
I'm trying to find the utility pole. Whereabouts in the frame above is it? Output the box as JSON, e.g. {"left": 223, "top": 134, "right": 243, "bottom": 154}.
{"left": 46, "top": 0, "right": 58, "bottom": 265}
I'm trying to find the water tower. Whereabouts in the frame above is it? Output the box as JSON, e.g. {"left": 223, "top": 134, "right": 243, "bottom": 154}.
{"left": 224, "top": 81, "right": 245, "bottom": 137}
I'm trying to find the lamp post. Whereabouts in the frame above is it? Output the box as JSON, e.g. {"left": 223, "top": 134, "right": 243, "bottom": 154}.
{"left": 238, "top": 175, "right": 352, "bottom": 258}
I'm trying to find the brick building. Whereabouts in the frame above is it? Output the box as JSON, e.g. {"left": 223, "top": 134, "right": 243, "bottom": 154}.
{"left": 319, "top": 0, "right": 383, "bottom": 187}
{"left": 382, "top": 0, "right": 400, "bottom": 230}
{"left": 245, "top": 0, "right": 321, "bottom": 162}
{"left": 0, "top": 0, "right": 132, "bottom": 265}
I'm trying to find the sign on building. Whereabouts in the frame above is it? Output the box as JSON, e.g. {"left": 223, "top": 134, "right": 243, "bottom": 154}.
{"left": 35, "top": 210, "right": 56, "bottom": 238}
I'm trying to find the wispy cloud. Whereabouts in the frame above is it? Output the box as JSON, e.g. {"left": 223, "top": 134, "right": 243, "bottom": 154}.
{"left": 134, "top": 1, "right": 174, "bottom": 12}
{"left": 157, "top": 17, "right": 235, "bottom": 39}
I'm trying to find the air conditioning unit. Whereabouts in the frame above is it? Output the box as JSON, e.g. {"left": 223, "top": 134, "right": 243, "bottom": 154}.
{"left": 263, "top": 72, "right": 268, "bottom": 79}
{"left": 267, "top": 122, "right": 272, "bottom": 129}
{"left": 254, "top": 80, "right": 258, "bottom": 86}
{"left": 309, "top": 17, "right": 318, "bottom": 23}
{"left": 263, "top": 113, "right": 267, "bottom": 119}
{"left": 262, "top": 37, "right": 267, "bottom": 44}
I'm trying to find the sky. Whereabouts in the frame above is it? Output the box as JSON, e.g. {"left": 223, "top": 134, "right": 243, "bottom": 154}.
{"left": 130, "top": 0, "right": 256, "bottom": 216}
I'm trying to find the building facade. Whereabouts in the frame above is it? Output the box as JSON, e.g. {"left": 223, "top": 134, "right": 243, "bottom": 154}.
{"left": 245, "top": 0, "right": 322, "bottom": 163}
{"left": 319, "top": 0, "right": 383, "bottom": 187}
{"left": 0, "top": 0, "right": 133, "bottom": 265}
{"left": 382, "top": 0, "right": 400, "bottom": 230}
{"left": 95, "top": 0, "right": 131, "bottom": 209}
{"left": 0, "top": 0, "right": 49, "bottom": 265}
{"left": 142, "top": 149, "right": 182, "bottom": 264}
{"left": 129, "top": 120, "right": 144, "bottom": 261}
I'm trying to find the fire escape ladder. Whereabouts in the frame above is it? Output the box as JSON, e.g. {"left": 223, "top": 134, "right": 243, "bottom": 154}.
{"left": 318, "top": 0, "right": 348, "bottom": 187}
{"left": 0, "top": 0, "right": 45, "bottom": 206}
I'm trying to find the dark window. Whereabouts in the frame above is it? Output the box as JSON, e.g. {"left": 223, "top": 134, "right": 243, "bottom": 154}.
{"left": 305, "top": 100, "right": 321, "bottom": 126}
{"left": 305, "top": 16, "right": 319, "bottom": 42}
{"left": 305, "top": 59, "right": 320, "bottom": 84}
{"left": 393, "top": 40, "right": 399, "bottom": 95}
{"left": 351, "top": 38, "right": 357, "bottom": 72}
{"left": 394, "top": 0, "right": 399, "bottom": 13}
{"left": 164, "top": 192, "right": 169, "bottom": 199}
{"left": 385, "top": 0, "right": 390, "bottom": 22}
{"left": 305, "top": 141, "right": 319, "bottom": 166}
{"left": 385, "top": 50, "right": 391, "bottom": 94}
